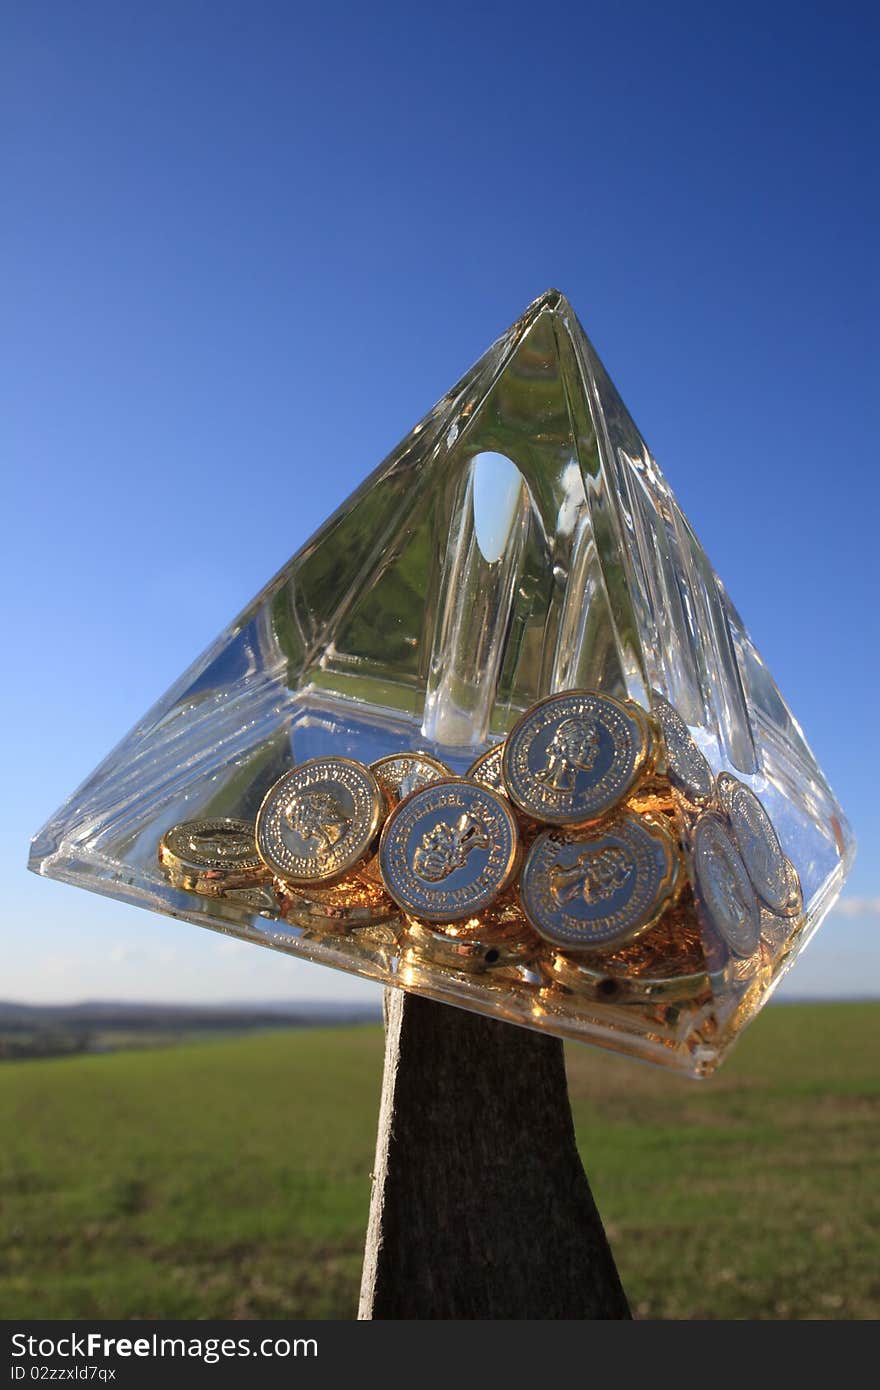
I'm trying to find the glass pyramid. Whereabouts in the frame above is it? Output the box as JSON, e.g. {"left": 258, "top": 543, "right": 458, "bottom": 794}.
{"left": 29, "top": 290, "right": 854, "bottom": 1076}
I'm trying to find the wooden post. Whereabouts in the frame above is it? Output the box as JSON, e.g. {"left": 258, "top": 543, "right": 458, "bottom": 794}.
{"left": 359, "top": 989, "right": 631, "bottom": 1319}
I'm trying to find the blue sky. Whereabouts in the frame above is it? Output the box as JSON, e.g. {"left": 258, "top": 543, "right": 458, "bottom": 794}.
{"left": 3, "top": 1, "right": 878, "bottom": 1004}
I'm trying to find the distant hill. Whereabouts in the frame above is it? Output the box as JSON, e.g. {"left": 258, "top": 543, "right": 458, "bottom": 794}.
{"left": 0, "top": 998, "right": 381, "bottom": 1060}
{"left": 0, "top": 999, "right": 381, "bottom": 1028}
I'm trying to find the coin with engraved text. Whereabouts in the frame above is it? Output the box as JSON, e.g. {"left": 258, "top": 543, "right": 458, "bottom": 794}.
{"left": 650, "top": 691, "right": 714, "bottom": 808}
{"left": 520, "top": 811, "right": 678, "bottom": 950}
{"left": 256, "top": 758, "right": 385, "bottom": 886}
{"left": 503, "top": 691, "right": 652, "bottom": 825}
{"left": 379, "top": 779, "right": 519, "bottom": 923}
{"left": 716, "top": 773, "right": 802, "bottom": 917}
{"left": 466, "top": 743, "right": 508, "bottom": 797}
{"left": 692, "top": 812, "right": 761, "bottom": 957}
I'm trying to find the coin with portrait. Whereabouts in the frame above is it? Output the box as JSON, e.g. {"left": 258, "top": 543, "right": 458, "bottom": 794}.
{"left": 691, "top": 811, "right": 761, "bottom": 958}
{"left": 159, "top": 818, "right": 269, "bottom": 895}
{"left": 520, "top": 811, "right": 678, "bottom": 951}
{"left": 379, "top": 778, "right": 519, "bottom": 923}
{"left": 256, "top": 758, "right": 385, "bottom": 886}
{"left": 502, "top": 690, "right": 652, "bottom": 826}
{"left": 716, "top": 773, "right": 802, "bottom": 917}
{"left": 650, "top": 691, "right": 714, "bottom": 809}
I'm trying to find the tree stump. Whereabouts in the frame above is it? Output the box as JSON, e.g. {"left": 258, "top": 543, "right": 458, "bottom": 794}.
{"left": 359, "top": 990, "right": 631, "bottom": 1319}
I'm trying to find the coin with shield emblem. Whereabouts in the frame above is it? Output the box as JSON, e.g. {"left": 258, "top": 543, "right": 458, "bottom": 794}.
{"left": 358, "top": 752, "right": 451, "bottom": 885}
{"left": 502, "top": 691, "right": 652, "bottom": 826}
{"left": 159, "top": 818, "right": 270, "bottom": 895}
{"left": 716, "top": 773, "right": 802, "bottom": 917}
{"left": 691, "top": 811, "right": 761, "bottom": 958}
{"left": 650, "top": 691, "right": 714, "bottom": 809}
{"left": 256, "top": 758, "right": 385, "bottom": 886}
{"left": 520, "top": 811, "right": 678, "bottom": 950}
{"left": 379, "top": 778, "right": 519, "bottom": 923}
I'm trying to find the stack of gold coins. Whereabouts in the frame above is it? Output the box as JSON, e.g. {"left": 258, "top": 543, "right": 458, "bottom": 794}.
{"left": 156, "top": 687, "right": 803, "bottom": 1005}
{"left": 158, "top": 818, "right": 278, "bottom": 914}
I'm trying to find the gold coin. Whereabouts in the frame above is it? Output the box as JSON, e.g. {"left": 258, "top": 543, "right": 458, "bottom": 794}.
{"left": 379, "top": 778, "right": 520, "bottom": 923}
{"left": 502, "top": 690, "right": 654, "bottom": 826}
{"left": 404, "top": 894, "right": 542, "bottom": 961}
{"left": 295, "top": 922, "right": 400, "bottom": 969}
{"left": 466, "top": 743, "right": 508, "bottom": 797}
{"left": 221, "top": 883, "right": 281, "bottom": 914}
{"left": 158, "top": 818, "right": 270, "bottom": 895}
{"left": 429, "top": 895, "right": 539, "bottom": 945}
{"left": 401, "top": 921, "right": 537, "bottom": 973}
{"left": 359, "top": 752, "right": 451, "bottom": 885}
{"left": 650, "top": 691, "right": 714, "bottom": 809}
{"left": 627, "top": 771, "right": 680, "bottom": 821}
{"left": 544, "top": 894, "right": 727, "bottom": 1002}
{"left": 716, "top": 773, "right": 802, "bottom": 917}
{"left": 256, "top": 758, "right": 385, "bottom": 886}
{"left": 760, "top": 903, "right": 803, "bottom": 965}
{"left": 371, "top": 751, "right": 452, "bottom": 804}
{"left": 519, "top": 811, "right": 679, "bottom": 951}
{"left": 277, "top": 874, "right": 400, "bottom": 932}
{"left": 276, "top": 872, "right": 392, "bottom": 911}
{"left": 691, "top": 811, "right": 761, "bottom": 958}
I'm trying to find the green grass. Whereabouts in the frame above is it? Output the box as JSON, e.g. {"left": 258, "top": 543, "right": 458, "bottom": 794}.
{"left": 1, "top": 1004, "right": 877, "bottom": 1319}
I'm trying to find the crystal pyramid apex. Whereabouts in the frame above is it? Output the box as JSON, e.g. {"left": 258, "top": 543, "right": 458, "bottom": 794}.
{"left": 520, "top": 286, "right": 570, "bottom": 316}
{"left": 509, "top": 288, "right": 586, "bottom": 341}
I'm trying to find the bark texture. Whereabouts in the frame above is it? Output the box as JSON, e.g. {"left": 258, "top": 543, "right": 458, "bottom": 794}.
{"left": 359, "top": 990, "right": 631, "bottom": 1319}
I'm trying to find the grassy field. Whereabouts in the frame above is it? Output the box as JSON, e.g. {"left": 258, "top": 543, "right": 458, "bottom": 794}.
{"left": 1, "top": 1002, "right": 877, "bottom": 1320}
